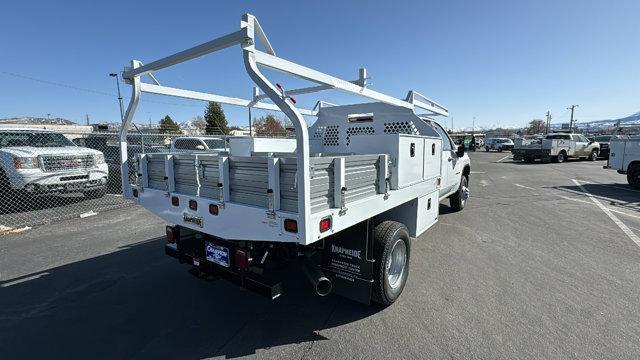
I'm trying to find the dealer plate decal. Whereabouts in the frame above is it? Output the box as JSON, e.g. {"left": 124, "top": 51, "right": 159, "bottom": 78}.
{"left": 205, "top": 242, "right": 230, "bottom": 268}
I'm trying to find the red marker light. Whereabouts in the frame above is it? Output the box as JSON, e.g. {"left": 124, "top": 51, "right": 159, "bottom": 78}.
{"left": 284, "top": 219, "right": 298, "bottom": 233}
{"left": 132, "top": 188, "right": 139, "bottom": 198}
{"left": 171, "top": 196, "right": 179, "bottom": 206}
{"left": 209, "top": 204, "right": 219, "bottom": 216}
{"left": 319, "top": 217, "right": 331, "bottom": 233}
{"left": 234, "top": 249, "right": 250, "bottom": 271}
{"left": 189, "top": 200, "right": 198, "bottom": 211}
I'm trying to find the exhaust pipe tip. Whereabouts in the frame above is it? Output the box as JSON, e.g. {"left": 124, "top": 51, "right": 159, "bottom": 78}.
{"left": 302, "top": 258, "right": 333, "bottom": 297}
{"left": 316, "top": 276, "right": 332, "bottom": 297}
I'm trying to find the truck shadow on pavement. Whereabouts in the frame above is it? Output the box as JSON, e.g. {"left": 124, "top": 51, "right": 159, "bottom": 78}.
{"left": 0, "top": 237, "right": 381, "bottom": 359}
{"left": 551, "top": 183, "right": 640, "bottom": 212}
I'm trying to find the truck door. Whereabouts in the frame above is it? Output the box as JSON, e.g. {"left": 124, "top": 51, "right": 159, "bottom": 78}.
{"left": 431, "top": 122, "right": 457, "bottom": 196}
{"left": 572, "top": 135, "right": 587, "bottom": 156}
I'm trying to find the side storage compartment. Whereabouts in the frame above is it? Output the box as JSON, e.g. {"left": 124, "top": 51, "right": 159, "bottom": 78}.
{"left": 423, "top": 137, "right": 442, "bottom": 180}
{"left": 376, "top": 189, "right": 439, "bottom": 237}
{"left": 349, "top": 134, "right": 434, "bottom": 190}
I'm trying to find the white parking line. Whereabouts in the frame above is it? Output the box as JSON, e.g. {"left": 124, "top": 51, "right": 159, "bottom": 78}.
{"left": 497, "top": 155, "right": 511, "bottom": 162}
{"left": 571, "top": 179, "right": 640, "bottom": 248}
{"left": 1, "top": 272, "right": 49, "bottom": 287}
{"left": 514, "top": 184, "right": 536, "bottom": 190}
{"left": 558, "top": 195, "right": 640, "bottom": 220}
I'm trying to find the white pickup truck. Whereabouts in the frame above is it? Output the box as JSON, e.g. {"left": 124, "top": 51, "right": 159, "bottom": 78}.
{"left": 604, "top": 136, "right": 640, "bottom": 188}
{"left": 0, "top": 128, "right": 109, "bottom": 199}
{"left": 118, "top": 14, "right": 470, "bottom": 306}
{"left": 170, "top": 136, "right": 228, "bottom": 152}
{"left": 512, "top": 133, "right": 600, "bottom": 163}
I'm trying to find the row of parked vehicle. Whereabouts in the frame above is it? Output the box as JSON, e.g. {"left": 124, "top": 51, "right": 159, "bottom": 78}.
{"left": 0, "top": 127, "right": 227, "bottom": 202}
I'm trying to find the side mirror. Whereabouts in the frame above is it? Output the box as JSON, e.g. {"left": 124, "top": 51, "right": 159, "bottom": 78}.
{"left": 195, "top": 144, "right": 205, "bottom": 150}
{"left": 456, "top": 145, "right": 466, "bottom": 158}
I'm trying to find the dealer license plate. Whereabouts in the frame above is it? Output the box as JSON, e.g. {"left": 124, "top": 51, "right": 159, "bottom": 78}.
{"left": 205, "top": 242, "right": 230, "bottom": 268}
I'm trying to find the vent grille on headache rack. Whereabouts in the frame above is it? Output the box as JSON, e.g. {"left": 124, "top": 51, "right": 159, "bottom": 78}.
{"left": 346, "top": 126, "right": 375, "bottom": 146}
{"left": 323, "top": 125, "right": 340, "bottom": 146}
{"left": 383, "top": 121, "right": 419, "bottom": 135}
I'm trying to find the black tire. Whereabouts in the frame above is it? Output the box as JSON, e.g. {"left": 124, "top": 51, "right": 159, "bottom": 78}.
{"left": 449, "top": 175, "right": 469, "bottom": 211}
{"left": 485, "top": 147, "right": 490, "bottom": 152}
{"left": 523, "top": 157, "right": 534, "bottom": 163}
{"left": 372, "top": 221, "right": 411, "bottom": 306}
{"left": 588, "top": 149, "right": 598, "bottom": 161}
{"left": 0, "top": 168, "right": 16, "bottom": 202}
{"left": 497, "top": 147, "right": 503, "bottom": 153}
{"left": 84, "top": 188, "right": 106, "bottom": 199}
{"left": 628, "top": 164, "right": 640, "bottom": 189}
{"left": 556, "top": 151, "right": 566, "bottom": 163}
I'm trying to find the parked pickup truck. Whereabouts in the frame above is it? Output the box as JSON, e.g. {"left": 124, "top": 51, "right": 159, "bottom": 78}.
{"left": 118, "top": 14, "right": 470, "bottom": 306}
{"left": 170, "top": 136, "right": 228, "bottom": 152}
{"left": 0, "top": 128, "right": 109, "bottom": 199}
{"left": 604, "top": 136, "right": 640, "bottom": 188}
{"left": 512, "top": 133, "right": 600, "bottom": 163}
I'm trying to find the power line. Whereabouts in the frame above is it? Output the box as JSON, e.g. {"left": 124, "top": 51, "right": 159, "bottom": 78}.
{"left": 0, "top": 70, "right": 202, "bottom": 108}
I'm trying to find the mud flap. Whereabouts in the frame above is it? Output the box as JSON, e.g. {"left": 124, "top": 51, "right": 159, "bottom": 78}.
{"left": 321, "top": 220, "right": 375, "bottom": 304}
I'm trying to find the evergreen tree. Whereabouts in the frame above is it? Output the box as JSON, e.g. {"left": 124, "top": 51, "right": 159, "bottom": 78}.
{"left": 204, "top": 102, "right": 228, "bottom": 135}
{"left": 159, "top": 115, "right": 180, "bottom": 134}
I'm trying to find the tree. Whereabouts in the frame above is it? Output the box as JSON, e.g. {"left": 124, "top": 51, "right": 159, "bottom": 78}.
{"left": 159, "top": 115, "right": 180, "bottom": 134}
{"left": 527, "top": 119, "right": 546, "bottom": 135}
{"left": 253, "top": 114, "right": 287, "bottom": 137}
{"left": 204, "top": 102, "right": 228, "bottom": 135}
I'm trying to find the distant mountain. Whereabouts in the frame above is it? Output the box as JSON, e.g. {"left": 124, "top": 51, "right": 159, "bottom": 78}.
{"left": 551, "top": 111, "right": 640, "bottom": 130}
{"left": 0, "top": 116, "right": 77, "bottom": 125}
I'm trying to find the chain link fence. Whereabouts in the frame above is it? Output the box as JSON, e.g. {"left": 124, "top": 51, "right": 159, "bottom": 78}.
{"left": 0, "top": 124, "right": 297, "bottom": 230}
{"left": 0, "top": 128, "right": 179, "bottom": 229}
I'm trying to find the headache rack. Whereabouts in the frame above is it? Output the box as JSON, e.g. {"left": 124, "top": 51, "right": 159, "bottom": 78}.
{"left": 119, "top": 14, "right": 448, "bottom": 245}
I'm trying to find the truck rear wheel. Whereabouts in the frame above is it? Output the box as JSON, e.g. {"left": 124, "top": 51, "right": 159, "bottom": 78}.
{"left": 372, "top": 221, "right": 411, "bottom": 306}
{"left": 628, "top": 164, "right": 640, "bottom": 189}
{"left": 556, "top": 151, "right": 566, "bottom": 163}
{"left": 588, "top": 149, "right": 598, "bottom": 161}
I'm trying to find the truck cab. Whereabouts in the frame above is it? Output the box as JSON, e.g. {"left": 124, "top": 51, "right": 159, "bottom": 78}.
{"left": 427, "top": 120, "right": 471, "bottom": 209}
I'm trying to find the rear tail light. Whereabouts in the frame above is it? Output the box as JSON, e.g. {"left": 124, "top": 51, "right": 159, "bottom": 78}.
{"left": 171, "top": 196, "right": 179, "bottom": 206}
{"left": 234, "top": 249, "right": 250, "bottom": 271}
{"left": 132, "top": 188, "right": 139, "bottom": 198}
{"left": 189, "top": 199, "right": 198, "bottom": 210}
{"left": 319, "top": 217, "right": 331, "bottom": 233}
{"left": 209, "top": 204, "right": 219, "bottom": 216}
{"left": 166, "top": 225, "right": 179, "bottom": 244}
{"left": 284, "top": 219, "right": 298, "bottom": 233}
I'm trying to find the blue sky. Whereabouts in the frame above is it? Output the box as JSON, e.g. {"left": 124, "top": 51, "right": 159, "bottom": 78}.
{"left": 1, "top": 0, "right": 638, "bottom": 130}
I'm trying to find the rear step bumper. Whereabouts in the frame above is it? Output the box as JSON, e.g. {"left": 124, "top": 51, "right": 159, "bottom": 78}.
{"left": 165, "top": 244, "right": 283, "bottom": 300}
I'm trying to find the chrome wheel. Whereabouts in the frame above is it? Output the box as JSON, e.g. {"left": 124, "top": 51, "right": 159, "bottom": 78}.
{"left": 386, "top": 239, "right": 407, "bottom": 290}
{"left": 461, "top": 177, "right": 469, "bottom": 206}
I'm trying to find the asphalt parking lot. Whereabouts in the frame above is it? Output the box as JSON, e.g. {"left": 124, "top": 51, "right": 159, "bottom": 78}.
{"left": 1, "top": 151, "right": 639, "bottom": 359}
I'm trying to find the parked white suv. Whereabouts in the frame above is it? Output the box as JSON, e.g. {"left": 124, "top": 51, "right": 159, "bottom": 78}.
{"left": 170, "top": 136, "right": 227, "bottom": 152}
{"left": 0, "top": 128, "right": 109, "bottom": 199}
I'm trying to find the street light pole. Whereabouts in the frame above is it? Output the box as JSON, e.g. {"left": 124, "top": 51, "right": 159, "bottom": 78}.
{"left": 109, "top": 73, "right": 125, "bottom": 122}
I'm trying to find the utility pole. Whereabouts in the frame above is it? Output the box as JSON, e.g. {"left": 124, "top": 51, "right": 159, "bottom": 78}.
{"left": 109, "top": 73, "right": 125, "bottom": 122}
{"left": 86, "top": 114, "right": 90, "bottom": 126}
{"left": 472, "top": 116, "right": 476, "bottom": 134}
{"left": 450, "top": 117, "right": 454, "bottom": 132}
{"left": 567, "top": 105, "right": 578, "bottom": 132}
{"left": 545, "top": 111, "right": 552, "bottom": 134}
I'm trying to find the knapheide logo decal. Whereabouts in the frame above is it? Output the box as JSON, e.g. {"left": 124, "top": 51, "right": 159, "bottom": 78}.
{"left": 331, "top": 245, "right": 361, "bottom": 259}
